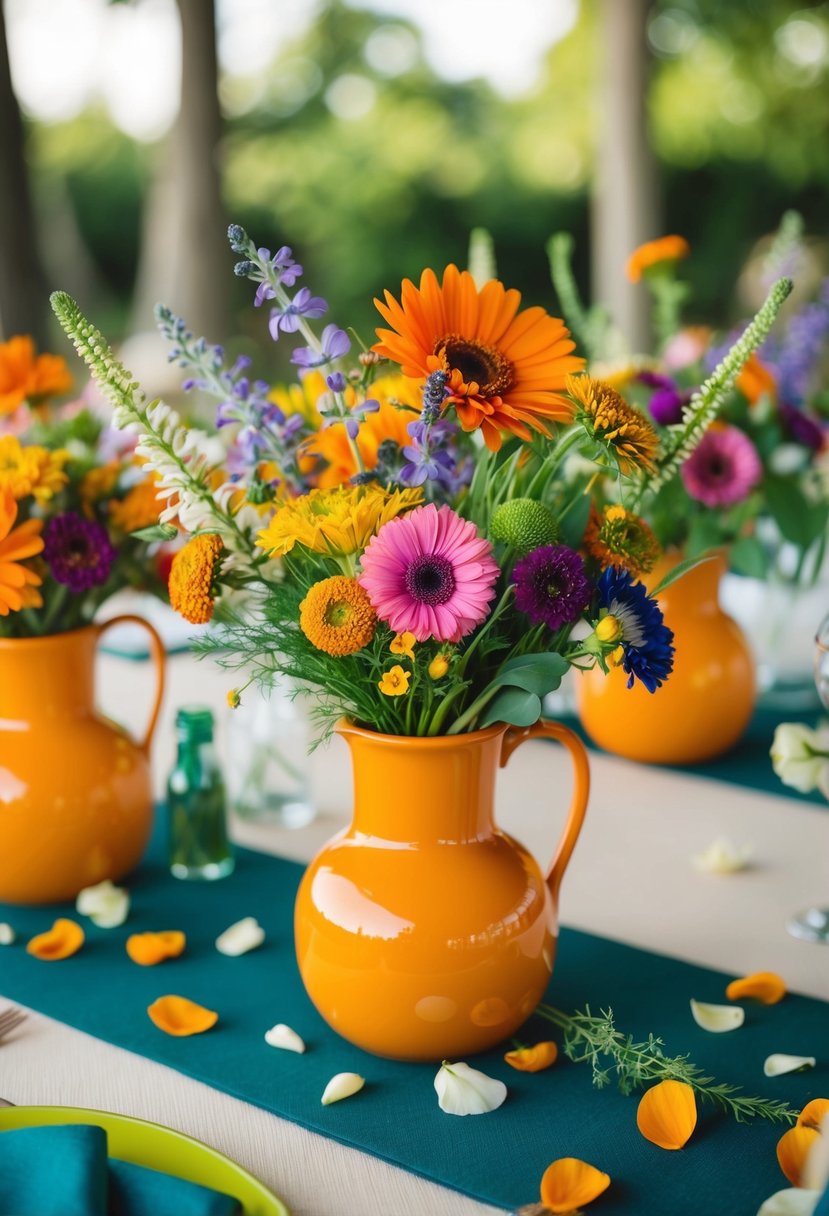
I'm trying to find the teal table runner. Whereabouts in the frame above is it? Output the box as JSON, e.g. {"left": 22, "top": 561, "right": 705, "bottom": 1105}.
{"left": 1, "top": 837, "right": 826, "bottom": 1215}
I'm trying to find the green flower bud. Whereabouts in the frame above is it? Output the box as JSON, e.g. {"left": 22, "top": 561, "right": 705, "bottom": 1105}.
{"left": 490, "top": 498, "right": 559, "bottom": 554}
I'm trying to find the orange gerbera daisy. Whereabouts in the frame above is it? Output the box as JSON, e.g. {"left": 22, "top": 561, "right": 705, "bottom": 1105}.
{"left": 0, "top": 491, "right": 44, "bottom": 616}
{"left": 0, "top": 335, "right": 72, "bottom": 416}
{"left": 373, "top": 265, "right": 583, "bottom": 452}
{"left": 626, "top": 235, "right": 690, "bottom": 283}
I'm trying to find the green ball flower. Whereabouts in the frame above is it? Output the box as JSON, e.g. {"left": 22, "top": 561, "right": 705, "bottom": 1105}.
{"left": 490, "top": 498, "right": 559, "bottom": 553}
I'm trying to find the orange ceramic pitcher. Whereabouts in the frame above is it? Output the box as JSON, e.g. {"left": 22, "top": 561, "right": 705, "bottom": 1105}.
{"left": 0, "top": 616, "right": 165, "bottom": 904}
{"left": 294, "top": 718, "right": 589, "bottom": 1061}
{"left": 577, "top": 552, "right": 756, "bottom": 764}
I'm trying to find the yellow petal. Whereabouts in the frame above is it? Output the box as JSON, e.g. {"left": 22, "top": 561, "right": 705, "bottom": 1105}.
{"left": 504, "top": 1042, "right": 558, "bottom": 1072}
{"left": 126, "top": 930, "right": 186, "bottom": 966}
{"left": 777, "top": 1126, "right": 820, "bottom": 1186}
{"left": 26, "top": 918, "right": 84, "bottom": 961}
{"left": 690, "top": 998, "right": 745, "bottom": 1033}
{"left": 636, "top": 1079, "right": 697, "bottom": 1150}
{"left": 726, "top": 972, "right": 787, "bottom": 1005}
{"left": 798, "top": 1098, "right": 829, "bottom": 1130}
{"left": 147, "top": 995, "right": 218, "bottom": 1037}
{"left": 540, "top": 1158, "right": 610, "bottom": 1213}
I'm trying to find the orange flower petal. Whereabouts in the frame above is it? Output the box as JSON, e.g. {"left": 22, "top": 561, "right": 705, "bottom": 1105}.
{"left": 147, "top": 996, "right": 218, "bottom": 1037}
{"left": 504, "top": 1042, "right": 558, "bottom": 1072}
{"left": 725, "top": 971, "right": 787, "bottom": 1004}
{"left": 540, "top": 1158, "right": 610, "bottom": 1213}
{"left": 636, "top": 1079, "right": 697, "bottom": 1150}
{"left": 26, "top": 918, "right": 84, "bottom": 961}
{"left": 127, "top": 930, "right": 187, "bottom": 966}
{"left": 777, "top": 1125, "right": 820, "bottom": 1186}
{"left": 798, "top": 1098, "right": 829, "bottom": 1130}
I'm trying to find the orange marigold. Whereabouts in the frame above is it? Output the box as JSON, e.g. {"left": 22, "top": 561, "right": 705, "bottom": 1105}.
{"left": 626, "top": 235, "right": 690, "bottom": 283}
{"left": 568, "top": 374, "right": 659, "bottom": 474}
{"left": 110, "top": 477, "right": 163, "bottom": 534}
{"left": 584, "top": 504, "right": 660, "bottom": 578}
{"left": 299, "top": 575, "right": 376, "bottom": 656}
{"left": 0, "top": 335, "right": 72, "bottom": 416}
{"left": 168, "top": 534, "right": 223, "bottom": 624}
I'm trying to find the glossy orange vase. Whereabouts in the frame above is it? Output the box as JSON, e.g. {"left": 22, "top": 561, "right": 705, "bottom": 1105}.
{"left": 0, "top": 616, "right": 166, "bottom": 904}
{"left": 576, "top": 553, "right": 756, "bottom": 765}
{"left": 294, "top": 718, "right": 590, "bottom": 1061}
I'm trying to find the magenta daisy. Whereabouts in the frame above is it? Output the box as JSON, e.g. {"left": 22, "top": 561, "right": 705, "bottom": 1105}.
{"left": 359, "top": 503, "right": 499, "bottom": 643}
{"left": 681, "top": 425, "right": 763, "bottom": 507}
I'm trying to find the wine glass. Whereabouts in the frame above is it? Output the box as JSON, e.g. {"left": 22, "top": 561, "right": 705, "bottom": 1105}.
{"left": 786, "top": 612, "right": 829, "bottom": 943}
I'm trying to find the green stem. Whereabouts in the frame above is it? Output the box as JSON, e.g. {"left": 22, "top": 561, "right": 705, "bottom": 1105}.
{"left": 456, "top": 586, "right": 514, "bottom": 679}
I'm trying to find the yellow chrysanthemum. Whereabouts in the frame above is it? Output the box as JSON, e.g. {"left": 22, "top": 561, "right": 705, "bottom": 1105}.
{"left": 378, "top": 665, "right": 410, "bottom": 696}
{"left": 168, "top": 534, "right": 223, "bottom": 624}
{"left": 583, "top": 504, "right": 660, "bottom": 578}
{"left": 567, "top": 374, "right": 659, "bottom": 474}
{"left": 305, "top": 374, "right": 422, "bottom": 489}
{"left": 299, "top": 576, "right": 377, "bottom": 656}
{"left": 0, "top": 436, "right": 70, "bottom": 503}
{"left": 110, "top": 477, "right": 163, "bottom": 534}
{"left": 626, "top": 235, "right": 690, "bottom": 283}
{"left": 257, "top": 483, "right": 422, "bottom": 559}
{"left": 80, "top": 461, "right": 120, "bottom": 510}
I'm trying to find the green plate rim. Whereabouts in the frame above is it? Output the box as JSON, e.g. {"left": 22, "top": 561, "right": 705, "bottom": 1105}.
{"left": 0, "top": 1103, "right": 289, "bottom": 1216}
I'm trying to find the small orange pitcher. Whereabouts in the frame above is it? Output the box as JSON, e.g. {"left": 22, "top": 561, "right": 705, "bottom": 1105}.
{"left": 295, "top": 718, "right": 589, "bottom": 1061}
{"left": 0, "top": 617, "right": 165, "bottom": 904}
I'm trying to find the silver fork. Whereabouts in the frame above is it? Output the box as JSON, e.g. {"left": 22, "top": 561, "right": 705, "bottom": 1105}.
{"left": 0, "top": 1006, "right": 26, "bottom": 1042}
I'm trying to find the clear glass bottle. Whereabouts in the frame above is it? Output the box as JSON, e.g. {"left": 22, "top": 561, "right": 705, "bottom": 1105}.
{"left": 167, "top": 706, "right": 234, "bottom": 880}
{"left": 226, "top": 683, "right": 315, "bottom": 828}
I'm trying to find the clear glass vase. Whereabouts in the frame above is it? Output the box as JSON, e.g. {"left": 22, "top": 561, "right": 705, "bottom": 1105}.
{"left": 226, "top": 683, "right": 315, "bottom": 829}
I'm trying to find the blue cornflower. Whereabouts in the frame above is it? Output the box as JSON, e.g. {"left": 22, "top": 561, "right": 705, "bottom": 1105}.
{"left": 292, "top": 325, "right": 351, "bottom": 369}
{"left": 596, "top": 567, "right": 674, "bottom": 693}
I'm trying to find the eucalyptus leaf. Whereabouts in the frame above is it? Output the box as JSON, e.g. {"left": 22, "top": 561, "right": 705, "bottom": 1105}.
{"left": 478, "top": 687, "right": 541, "bottom": 729}
{"left": 130, "top": 523, "right": 178, "bottom": 543}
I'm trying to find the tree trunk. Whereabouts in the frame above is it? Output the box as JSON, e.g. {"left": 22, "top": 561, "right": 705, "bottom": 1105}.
{"left": 0, "top": 0, "right": 47, "bottom": 344}
{"left": 591, "top": 0, "right": 660, "bottom": 351}
{"left": 131, "top": 0, "right": 227, "bottom": 342}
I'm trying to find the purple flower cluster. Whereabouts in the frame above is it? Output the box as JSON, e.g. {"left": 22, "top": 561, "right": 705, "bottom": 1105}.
{"left": 268, "top": 287, "right": 327, "bottom": 340}
{"left": 512, "top": 545, "right": 591, "bottom": 631}
{"left": 637, "top": 371, "right": 693, "bottom": 427}
{"left": 399, "top": 419, "right": 472, "bottom": 494}
{"left": 291, "top": 324, "right": 351, "bottom": 369}
{"left": 764, "top": 278, "right": 829, "bottom": 406}
{"left": 44, "top": 513, "right": 116, "bottom": 592}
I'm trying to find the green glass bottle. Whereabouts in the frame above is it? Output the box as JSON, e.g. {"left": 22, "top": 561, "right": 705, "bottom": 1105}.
{"left": 167, "top": 706, "right": 234, "bottom": 881}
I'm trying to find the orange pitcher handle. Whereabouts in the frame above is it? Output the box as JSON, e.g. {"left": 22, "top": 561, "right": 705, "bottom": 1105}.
{"left": 95, "top": 614, "right": 166, "bottom": 756}
{"left": 500, "top": 719, "right": 590, "bottom": 903}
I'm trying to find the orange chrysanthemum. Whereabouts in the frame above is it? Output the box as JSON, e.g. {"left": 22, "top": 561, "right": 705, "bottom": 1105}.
{"left": 584, "top": 503, "right": 660, "bottom": 578}
{"left": 299, "top": 575, "right": 377, "bottom": 656}
{"left": 110, "top": 477, "right": 163, "bottom": 534}
{"left": 0, "top": 491, "right": 44, "bottom": 616}
{"left": 568, "top": 374, "right": 659, "bottom": 474}
{"left": 626, "top": 235, "right": 691, "bottom": 283}
{"left": 168, "top": 534, "right": 223, "bottom": 624}
{"left": 736, "top": 352, "right": 777, "bottom": 405}
{"left": 0, "top": 335, "right": 72, "bottom": 416}
{"left": 373, "top": 265, "right": 583, "bottom": 452}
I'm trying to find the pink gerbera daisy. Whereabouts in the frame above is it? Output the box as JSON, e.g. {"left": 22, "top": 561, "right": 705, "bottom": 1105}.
{"left": 359, "top": 503, "right": 499, "bottom": 642}
{"left": 681, "top": 424, "right": 763, "bottom": 507}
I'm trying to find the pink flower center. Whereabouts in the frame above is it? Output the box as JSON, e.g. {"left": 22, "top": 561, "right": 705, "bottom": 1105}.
{"left": 404, "top": 554, "right": 456, "bottom": 605}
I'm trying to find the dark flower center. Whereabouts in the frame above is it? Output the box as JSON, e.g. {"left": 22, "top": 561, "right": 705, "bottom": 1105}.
{"left": 404, "top": 554, "right": 456, "bottom": 605}
{"left": 434, "top": 335, "right": 514, "bottom": 396}
{"left": 706, "top": 454, "right": 731, "bottom": 481}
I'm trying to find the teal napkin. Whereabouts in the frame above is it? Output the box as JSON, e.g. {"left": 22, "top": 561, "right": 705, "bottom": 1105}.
{"left": 0, "top": 1125, "right": 241, "bottom": 1215}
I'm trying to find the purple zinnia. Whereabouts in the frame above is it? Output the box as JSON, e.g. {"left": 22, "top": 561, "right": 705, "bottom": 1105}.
{"left": 780, "top": 402, "right": 825, "bottom": 453}
{"left": 681, "top": 425, "right": 763, "bottom": 508}
{"left": 512, "top": 544, "right": 591, "bottom": 631}
{"left": 637, "top": 371, "right": 693, "bottom": 427}
{"left": 43, "top": 513, "right": 117, "bottom": 592}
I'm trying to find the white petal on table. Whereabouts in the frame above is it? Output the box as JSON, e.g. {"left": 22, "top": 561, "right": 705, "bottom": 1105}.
{"left": 321, "top": 1073, "right": 365, "bottom": 1105}
{"left": 75, "top": 880, "right": 130, "bottom": 928}
{"left": 264, "top": 1024, "right": 306, "bottom": 1054}
{"left": 215, "top": 917, "right": 265, "bottom": 956}
{"left": 434, "top": 1061, "right": 507, "bottom": 1115}
{"left": 692, "top": 837, "right": 753, "bottom": 874}
{"left": 763, "top": 1054, "right": 816, "bottom": 1077}
{"left": 0, "top": 923, "right": 15, "bottom": 945}
{"left": 690, "top": 999, "right": 745, "bottom": 1033}
{"left": 756, "top": 1188, "right": 821, "bottom": 1216}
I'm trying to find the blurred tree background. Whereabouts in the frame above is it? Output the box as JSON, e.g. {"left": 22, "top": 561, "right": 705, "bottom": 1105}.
{"left": 3, "top": 0, "right": 828, "bottom": 378}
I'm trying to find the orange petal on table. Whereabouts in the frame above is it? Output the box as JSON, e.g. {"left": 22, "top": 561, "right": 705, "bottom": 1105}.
{"left": 725, "top": 971, "right": 786, "bottom": 1004}
{"left": 777, "top": 1125, "right": 821, "bottom": 1186}
{"left": 636, "top": 1079, "right": 697, "bottom": 1150}
{"left": 26, "top": 918, "right": 84, "bottom": 961}
{"left": 540, "top": 1157, "right": 610, "bottom": 1214}
{"left": 798, "top": 1098, "right": 829, "bottom": 1130}
{"left": 126, "top": 930, "right": 186, "bottom": 966}
{"left": 147, "top": 996, "right": 218, "bottom": 1037}
{"left": 504, "top": 1042, "right": 558, "bottom": 1072}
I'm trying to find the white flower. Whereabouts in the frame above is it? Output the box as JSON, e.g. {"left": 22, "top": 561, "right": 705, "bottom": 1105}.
{"left": 0, "top": 923, "right": 15, "bottom": 945}
{"left": 264, "top": 1024, "right": 306, "bottom": 1054}
{"left": 690, "top": 999, "right": 745, "bottom": 1033}
{"left": 763, "top": 1054, "right": 816, "bottom": 1077}
{"left": 756, "top": 1189, "right": 822, "bottom": 1216}
{"left": 692, "top": 837, "right": 753, "bottom": 874}
{"left": 215, "top": 917, "right": 265, "bottom": 956}
{"left": 433, "top": 1061, "right": 507, "bottom": 1116}
{"left": 75, "top": 880, "right": 130, "bottom": 928}
{"left": 771, "top": 723, "right": 829, "bottom": 798}
{"left": 321, "top": 1073, "right": 364, "bottom": 1105}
